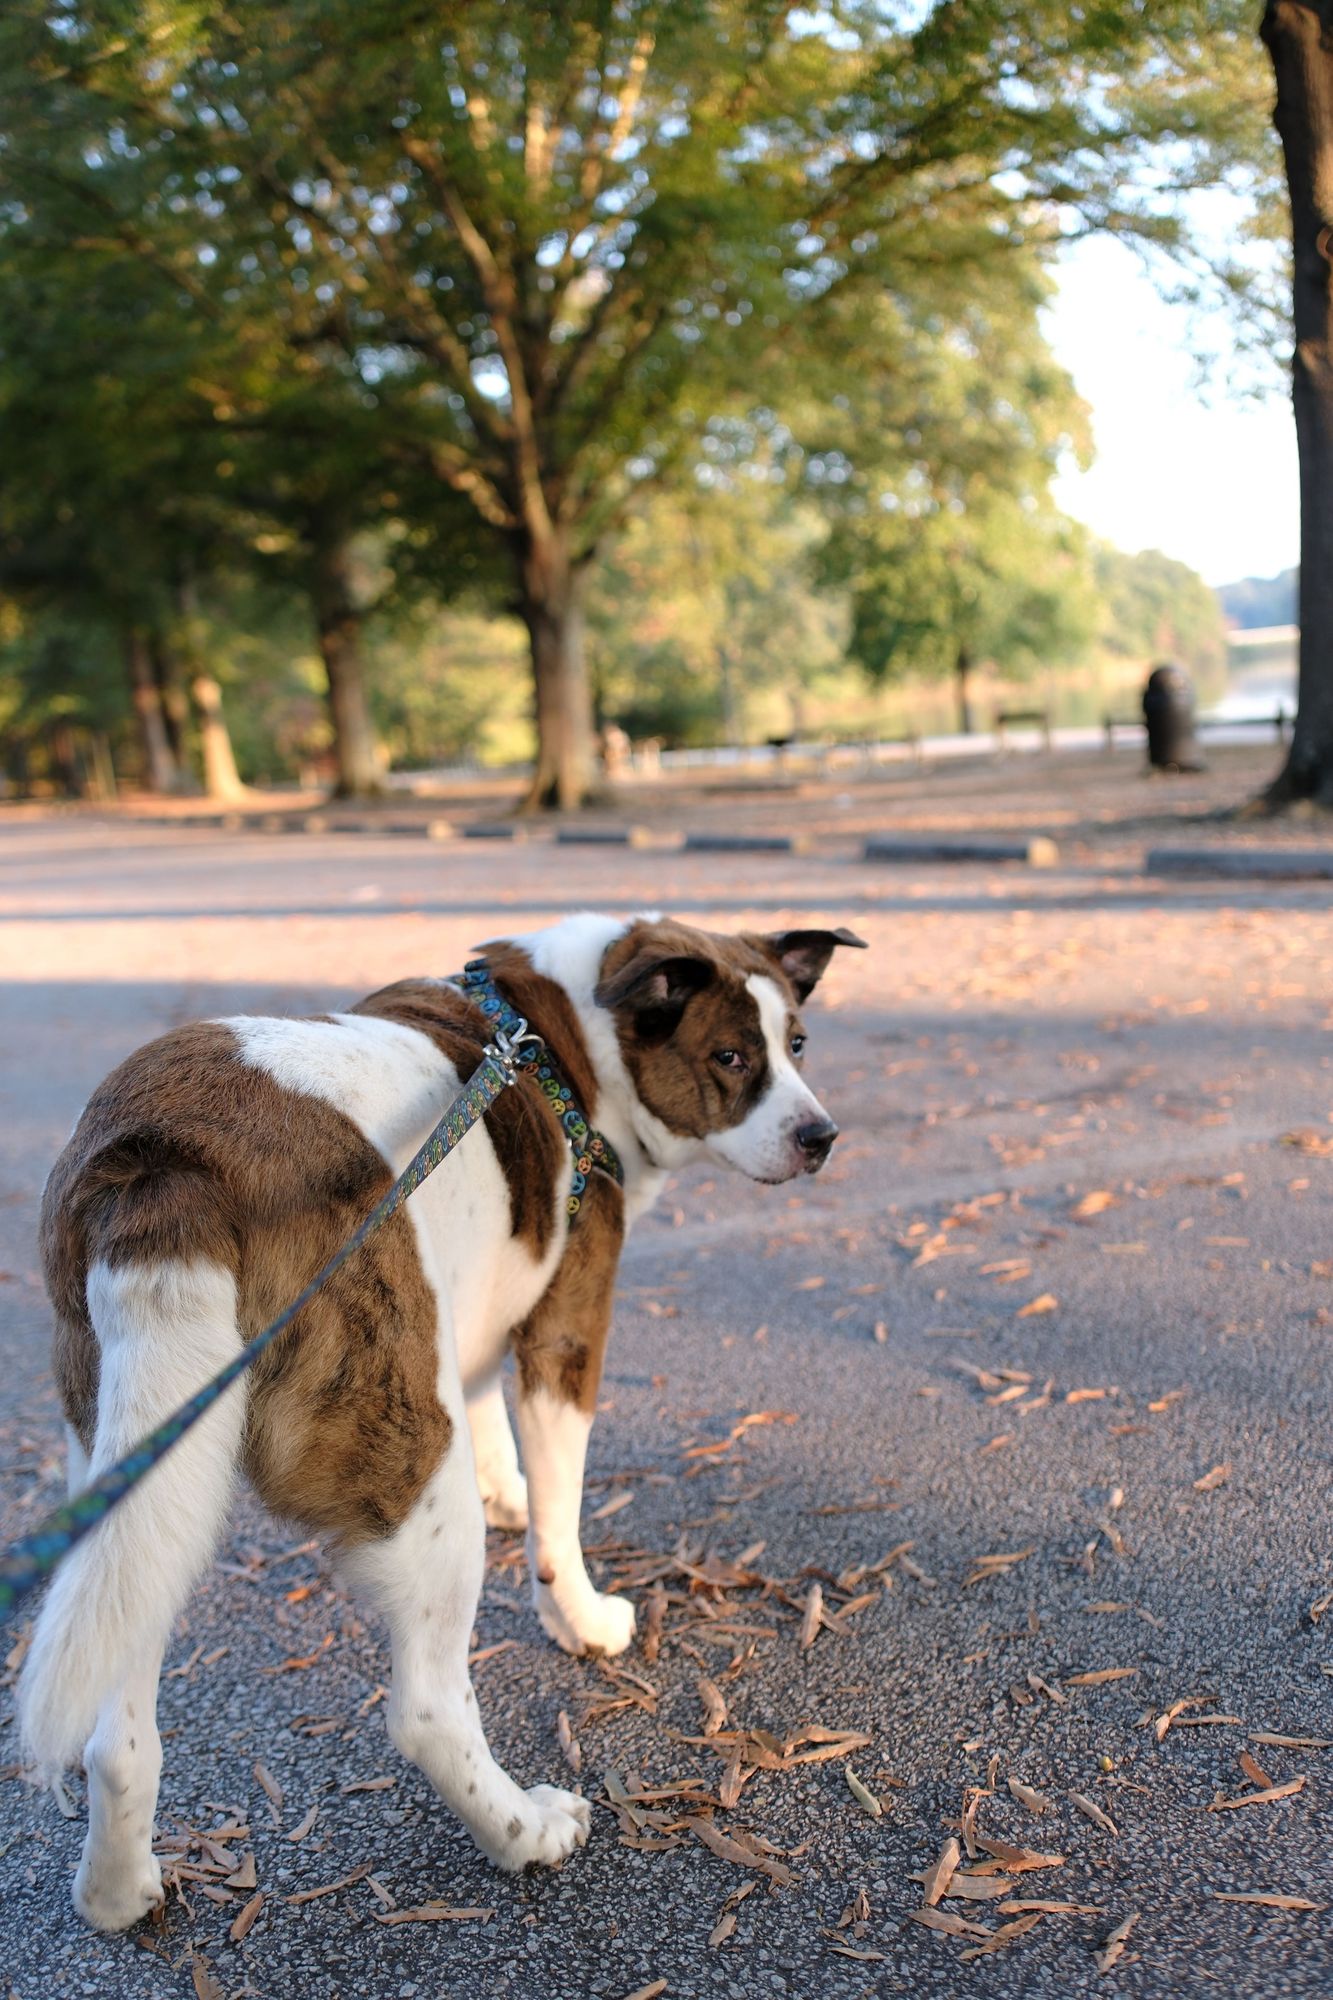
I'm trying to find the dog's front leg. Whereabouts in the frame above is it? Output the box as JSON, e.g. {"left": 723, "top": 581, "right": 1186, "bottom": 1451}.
{"left": 513, "top": 1178, "right": 636, "bottom": 1657}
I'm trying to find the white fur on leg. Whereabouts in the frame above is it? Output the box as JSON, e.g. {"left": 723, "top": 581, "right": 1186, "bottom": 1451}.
{"left": 18, "top": 1258, "right": 245, "bottom": 1934}
{"left": 466, "top": 1376, "right": 529, "bottom": 1531}
{"left": 516, "top": 1390, "right": 636, "bottom": 1657}
{"left": 341, "top": 1420, "right": 588, "bottom": 1871}
{"left": 73, "top": 1652, "right": 166, "bottom": 1933}
{"left": 20, "top": 1259, "right": 245, "bottom": 1782}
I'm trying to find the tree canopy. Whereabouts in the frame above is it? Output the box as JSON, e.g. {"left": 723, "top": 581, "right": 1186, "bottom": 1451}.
{"left": 0, "top": 2, "right": 1282, "bottom": 797}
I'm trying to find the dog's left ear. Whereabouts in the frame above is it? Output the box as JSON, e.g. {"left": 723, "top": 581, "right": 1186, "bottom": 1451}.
{"left": 755, "top": 926, "right": 868, "bottom": 1003}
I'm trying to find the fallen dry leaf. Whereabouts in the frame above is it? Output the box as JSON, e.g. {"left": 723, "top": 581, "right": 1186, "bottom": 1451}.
{"left": 1017, "top": 1294, "right": 1058, "bottom": 1318}
{"left": 285, "top": 1803, "right": 318, "bottom": 1843}
{"left": 800, "top": 1582, "right": 823, "bottom": 1650}
{"left": 692, "top": 1819, "right": 793, "bottom": 1887}
{"left": 921, "top": 1836, "right": 961, "bottom": 1907}
{"left": 1193, "top": 1463, "right": 1232, "bottom": 1493}
{"left": 229, "top": 1892, "right": 264, "bottom": 1943}
{"left": 1068, "top": 1792, "right": 1119, "bottom": 1836}
{"left": 708, "top": 1910, "right": 737, "bottom": 1948}
{"left": 1207, "top": 1776, "right": 1306, "bottom": 1813}
{"left": 845, "top": 1768, "right": 883, "bottom": 1818}
{"left": 374, "top": 1904, "right": 495, "bottom": 1926}
{"left": 972, "top": 1841, "right": 1065, "bottom": 1877}
{"left": 1095, "top": 1911, "right": 1139, "bottom": 1973}
{"left": 285, "top": 1863, "right": 375, "bottom": 1906}
{"left": 945, "top": 1874, "right": 1017, "bottom": 1903}
{"left": 1251, "top": 1732, "right": 1331, "bottom": 1749}
{"left": 699, "top": 1677, "right": 728, "bottom": 1737}
{"left": 1072, "top": 1191, "right": 1118, "bottom": 1219}
{"left": 252, "top": 1762, "right": 283, "bottom": 1822}
{"left": 908, "top": 1907, "right": 994, "bottom": 1940}
{"left": 998, "top": 1899, "right": 1102, "bottom": 1916}
{"left": 1239, "top": 1749, "right": 1273, "bottom": 1791}
{"left": 1007, "top": 1778, "right": 1051, "bottom": 1816}
{"left": 191, "top": 1957, "right": 223, "bottom": 2000}
{"left": 1066, "top": 1668, "right": 1137, "bottom": 1688}
{"left": 556, "top": 1709, "right": 582, "bottom": 1775}
{"left": 960, "top": 1911, "right": 1044, "bottom": 1960}
{"left": 1212, "top": 1892, "right": 1324, "bottom": 1912}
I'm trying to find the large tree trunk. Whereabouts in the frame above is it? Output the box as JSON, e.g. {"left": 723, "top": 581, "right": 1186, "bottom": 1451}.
{"left": 150, "top": 629, "right": 192, "bottom": 772}
{"left": 516, "top": 530, "right": 597, "bottom": 810}
{"left": 1262, "top": 2, "right": 1333, "bottom": 808}
{"left": 311, "top": 537, "right": 383, "bottom": 797}
{"left": 191, "top": 674, "right": 249, "bottom": 802}
{"left": 168, "top": 578, "right": 249, "bottom": 800}
{"left": 955, "top": 644, "right": 976, "bottom": 736}
{"left": 125, "top": 627, "right": 182, "bottom": 793}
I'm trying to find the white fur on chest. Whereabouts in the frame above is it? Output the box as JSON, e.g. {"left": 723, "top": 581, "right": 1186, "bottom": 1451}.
{"left": 222, "top": 1012, "right": 565, "bottom": 1389}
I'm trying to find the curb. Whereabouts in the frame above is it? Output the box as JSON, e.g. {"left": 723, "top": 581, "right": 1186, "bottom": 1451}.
{"left": 863, "top": 835, "right": 1060, "bottom": 867}
{"left": 1145, "top": 847, "right": 1333, "bottom": 880}
{"left": 683, "top": 832, "right": 808, "bottom": 854}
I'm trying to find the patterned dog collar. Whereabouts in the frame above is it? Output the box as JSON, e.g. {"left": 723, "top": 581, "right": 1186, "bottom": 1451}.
{"left": 457, "top": 959, "right": 625, "bottom": 1219}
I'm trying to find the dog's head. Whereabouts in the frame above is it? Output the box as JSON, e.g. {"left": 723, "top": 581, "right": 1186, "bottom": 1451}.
{"left": 594, "top": 919, "right": 867, "bottom": 1183}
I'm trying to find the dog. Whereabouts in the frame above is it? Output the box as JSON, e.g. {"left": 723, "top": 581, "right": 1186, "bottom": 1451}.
{"left": 19, "top": 912, "right": 865, "bottom": 1931}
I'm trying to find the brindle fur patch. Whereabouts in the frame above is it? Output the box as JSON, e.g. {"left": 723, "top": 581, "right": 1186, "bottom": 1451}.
{"left": 511, "top": 1170, "right": 624, "bottom": 1414}
{"left": 41, "top": 1022, "right": 452, "bottom": 1542}
{"left": 595, "top": 920, "right": 803, "bottom": 1139}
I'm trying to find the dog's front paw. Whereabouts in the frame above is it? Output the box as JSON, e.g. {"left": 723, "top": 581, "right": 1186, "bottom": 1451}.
{"left": 535, "top": 1582, "right": 637, "bottom": 1658}
{"left": 481, "top": 1472, "right": 529, "bottom": 1533}
{"left": 73, "top": 1851, "right": 164, "bottom": 1933}
{"left": 488, "top": 1784, "right": 591, "bottom": 1871}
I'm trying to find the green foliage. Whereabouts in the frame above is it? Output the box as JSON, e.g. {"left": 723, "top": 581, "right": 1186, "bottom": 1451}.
{"left": 0, "top": 1, "right": 1284, "bottom": 790}
{"left": 587, "top": 488, "right": 846, "bottom": 745}
{"left": 1094, "top": 545, "right": 1227, "bottom": 675}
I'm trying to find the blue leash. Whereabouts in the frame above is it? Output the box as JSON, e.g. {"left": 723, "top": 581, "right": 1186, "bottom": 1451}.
{"left": 0, "top": 964, "right": 620, "bottom": 1618}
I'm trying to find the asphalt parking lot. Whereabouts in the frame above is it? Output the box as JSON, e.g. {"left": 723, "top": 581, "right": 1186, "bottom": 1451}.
{"left": 0, "top": 801, "right": 1330, "bottom": 1999}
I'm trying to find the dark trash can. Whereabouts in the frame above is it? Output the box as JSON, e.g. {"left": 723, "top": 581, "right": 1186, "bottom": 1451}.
{"left": 1142, "top": 664, "right": 1204, "bottom": 772}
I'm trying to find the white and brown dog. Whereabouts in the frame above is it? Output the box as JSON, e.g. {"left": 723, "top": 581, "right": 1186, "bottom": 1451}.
{"left": 20, "top": 912, "right": 865, "bottom": 1931}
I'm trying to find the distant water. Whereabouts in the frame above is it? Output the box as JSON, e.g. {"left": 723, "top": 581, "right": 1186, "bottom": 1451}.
{"left": 1218, "top": 629, "right": 1297, "bottom": 721}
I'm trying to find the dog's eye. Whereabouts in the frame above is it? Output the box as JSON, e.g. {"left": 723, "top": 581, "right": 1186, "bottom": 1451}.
{"left": 789, "top": 1034, "right": 806, "bottom": 1058}
{"left": 712, "top": 1049, "right": 747, "bottom": 1072}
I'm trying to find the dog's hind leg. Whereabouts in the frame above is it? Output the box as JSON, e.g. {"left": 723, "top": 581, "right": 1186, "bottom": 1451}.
{"left": 466, "top": 1374, "right": 528, "bottom": 1531}
{"left": 342, "top": 1422, "right": 589, "bottom": 1872}
{"left": 19, "top": 1259, "right": 246, "bottom": 1932}
{"left": 73, "top": 1642, "right": 169, "bottom": 1932}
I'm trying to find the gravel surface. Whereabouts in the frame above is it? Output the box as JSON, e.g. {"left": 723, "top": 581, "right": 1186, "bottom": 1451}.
{"left": 0, "top": 805, "right": 1330, "bottom": 2000}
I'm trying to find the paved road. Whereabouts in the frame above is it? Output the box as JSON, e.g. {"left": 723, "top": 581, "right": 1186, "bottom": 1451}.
{"left": 1, "top": 815, "right": 1331, "bottom": 2000}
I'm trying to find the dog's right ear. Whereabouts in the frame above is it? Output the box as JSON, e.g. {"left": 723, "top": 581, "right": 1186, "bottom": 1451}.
{"left": 595, "top": 950, "right": 716, "bottom": 1044}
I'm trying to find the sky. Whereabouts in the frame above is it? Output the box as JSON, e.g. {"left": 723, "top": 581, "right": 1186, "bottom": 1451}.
{"left": 1042, "top": 234, "right": 1299, "bottom": 591}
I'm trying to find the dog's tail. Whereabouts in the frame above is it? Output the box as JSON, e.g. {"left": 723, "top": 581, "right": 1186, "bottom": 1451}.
{"left": 18, "top": 1257, "right": 246, "bottom": 1775}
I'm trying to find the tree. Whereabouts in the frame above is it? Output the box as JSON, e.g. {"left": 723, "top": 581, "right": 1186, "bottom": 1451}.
{"left": 0, "top": 1, "right": 1279, "bottom": 806}
{"left": 1095, "top": 547, "right": 1227, "bottom": 679}
{"left": 587, "top": 486, "right": 846, "bottom": 747}
{"left": 1260, "top": 1, "right": 1333, "bottom": 808}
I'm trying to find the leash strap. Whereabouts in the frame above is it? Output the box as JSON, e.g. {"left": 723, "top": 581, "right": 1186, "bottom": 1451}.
{"left": 0, "top": 1020, "right": 540, "bottom": 1616}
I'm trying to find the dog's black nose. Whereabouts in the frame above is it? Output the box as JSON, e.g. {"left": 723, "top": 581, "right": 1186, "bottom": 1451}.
{"left": 795, "top": 1117, "right": 838, "bottom": 1163}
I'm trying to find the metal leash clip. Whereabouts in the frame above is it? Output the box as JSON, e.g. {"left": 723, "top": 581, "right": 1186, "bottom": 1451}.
{"left": 485, "top": 1016, "right": 546, "bottom": 1082}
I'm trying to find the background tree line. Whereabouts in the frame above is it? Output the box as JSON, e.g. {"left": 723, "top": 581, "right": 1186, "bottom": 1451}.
{"left": 0, "top": 2, "right": 1305, "bottom": 806}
